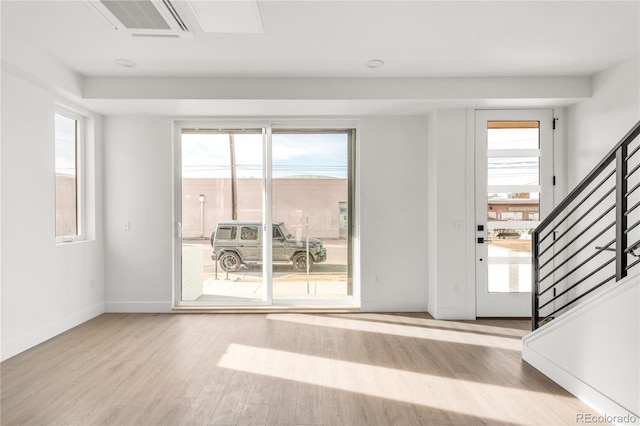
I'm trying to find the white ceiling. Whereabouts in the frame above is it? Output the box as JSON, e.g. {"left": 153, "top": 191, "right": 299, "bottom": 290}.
{"left": 1, "top": 1, "right": 639, "bottom": 115}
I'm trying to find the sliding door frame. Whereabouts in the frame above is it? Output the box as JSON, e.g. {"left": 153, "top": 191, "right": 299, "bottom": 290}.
{"left": 172, "top": 118, "right": 360, "bottom": 309}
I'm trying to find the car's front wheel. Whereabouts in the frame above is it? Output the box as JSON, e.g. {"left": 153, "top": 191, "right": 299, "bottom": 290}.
{"left": 292, "top": 252, "right": 313, "bottom": 272}
{"left": 219, "top": 252, "right": 241, "bottom": 272}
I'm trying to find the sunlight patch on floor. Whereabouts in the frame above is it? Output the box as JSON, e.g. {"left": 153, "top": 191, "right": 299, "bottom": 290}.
{"left": 266, "top": 313, "right": 521, "bottom": 350}
{"left": 218, "top": 343, "right": 561, "bottom": 424}
{"left": 327, "top": 312, "right": 528, "bottom": 337}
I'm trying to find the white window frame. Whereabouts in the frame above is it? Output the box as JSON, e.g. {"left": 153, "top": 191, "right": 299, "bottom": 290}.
{"left": 172, "top": 118, "right": 360, "bottom": 308}
{"left": 54, "top": 106, "right": 85, "bottom": 243}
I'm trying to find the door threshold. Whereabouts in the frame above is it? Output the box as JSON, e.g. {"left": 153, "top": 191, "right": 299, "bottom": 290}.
{"left": 172, "top": 305, "right": 361, "bottom": 313}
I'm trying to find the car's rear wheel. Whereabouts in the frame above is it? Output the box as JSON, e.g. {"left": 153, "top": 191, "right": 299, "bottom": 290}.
{"left": 219, "top": 252, "right": 241, "bottom": 272}
{"left": 292, "top": 252, "right": 313, "bottom": 272}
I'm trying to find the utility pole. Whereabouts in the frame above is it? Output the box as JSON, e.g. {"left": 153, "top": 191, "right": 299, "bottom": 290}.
{"left": 229, "top": 134, "right": 238, "bottom": 220}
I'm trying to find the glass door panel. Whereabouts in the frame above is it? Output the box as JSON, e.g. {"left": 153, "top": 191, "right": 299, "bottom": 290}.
{"left": 271, "top": 130, "right": 353, "bottom": 302}
{"left": 487, "top": 157, "right": 540, "bottom": 186}
{"left": 476, "top": 110, "right": 554, "bottom": 316}
{"left": 180, "top": 129, "right": 266, "bottom": 303}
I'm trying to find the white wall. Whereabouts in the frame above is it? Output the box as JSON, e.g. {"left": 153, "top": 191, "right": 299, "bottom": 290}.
{"left": 567, "top": 58, "right": 640, "bottom": 188}
{"left": 523, "top": 273, "right": 639, "bottom": 420}
{"left": 358, "top": 116, "right": 429, "bottom": 311}
{"left": 0, "top": 70, "right": 104, "bottom": 361}
{"left": 103, "top": 117, "right": 174, "bottom": 312}
{"left": 103, "top": 116, "right": 429, "bottom": 312}
{"left": 427, "top": 109, "right": 475, "bottom": 319}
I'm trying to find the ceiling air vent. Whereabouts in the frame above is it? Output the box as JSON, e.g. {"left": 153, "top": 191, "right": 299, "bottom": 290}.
{"left": 89, "top": 0, "right": 190, "bottom": 37}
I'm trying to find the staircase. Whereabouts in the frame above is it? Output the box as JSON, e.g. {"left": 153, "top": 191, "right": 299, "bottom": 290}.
{"left": 523, "top": 121, "right": 640, "bottom": 423}
{"left": 532, "top": 120, "right": 640, "bottom": 329}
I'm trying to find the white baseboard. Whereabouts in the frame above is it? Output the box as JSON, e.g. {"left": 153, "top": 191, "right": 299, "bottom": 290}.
{"left": 428, "top": 306, "right": 475, "bottom": 320}
{"left": 360, "top": 300, "right": 428, "bottom": 312}
{"left": 1, "top": 302, "right": 105, "bottom": 362}
{"left": 522, "top": 346, "right": 639, "bottom": 424}
{"left": 105, "top": 301, "right": 173, "bottom": 313}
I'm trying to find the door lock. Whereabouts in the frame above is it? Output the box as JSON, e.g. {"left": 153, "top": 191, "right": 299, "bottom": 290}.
{"left": 477, "top": 237, "right": 488, "bottom": 244}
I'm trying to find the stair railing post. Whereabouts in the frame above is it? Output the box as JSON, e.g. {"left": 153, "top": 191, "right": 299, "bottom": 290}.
{"left": 616, "top": 144, "right": 628, "bottom": 282}
{"left": 532, "top": 230, "right": 540, "bottom": 330}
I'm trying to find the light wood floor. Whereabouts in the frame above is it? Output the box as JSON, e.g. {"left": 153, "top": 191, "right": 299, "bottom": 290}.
{"left": 1, "top": 313, "right": 603, "bottom": 425}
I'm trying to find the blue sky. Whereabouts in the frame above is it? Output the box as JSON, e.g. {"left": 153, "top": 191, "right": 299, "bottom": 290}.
{"left": 182, "top": 132, "right": 348, "bottom": 179}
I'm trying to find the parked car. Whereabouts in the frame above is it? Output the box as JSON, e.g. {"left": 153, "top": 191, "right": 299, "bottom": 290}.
{"left": 210, "top": 221, "right": 327, "bottom": 272}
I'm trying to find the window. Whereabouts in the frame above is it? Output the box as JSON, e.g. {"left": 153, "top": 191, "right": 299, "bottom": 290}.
{"left": 240, "top": 226, "right": 259, "bottom": 240}
{"left": 216, "top": 226, "right": 237, "bottom": 240}
{"left": 273, "top": 226, "right": 283, "bottom": 239}
{"left": 178, "top": 124, "right": 356, "bottom": 307}
{"left": 55, "top": 111, "right": 81, "bottom": 241}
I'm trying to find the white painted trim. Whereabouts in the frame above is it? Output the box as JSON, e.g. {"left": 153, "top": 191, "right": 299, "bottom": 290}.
{"left": 522, "top": 349, "right": 639, "bottom": 424}
{"left": 105, "top": 302, "right": 173, "bottom": 313}
{"left": 1, "top": 303, "right": 105, "bottom": 362}
{"left": 466, "top": 108, "right": 477, "bottom": 320}
{"left": 475, "top": 109, "right": 554, "bottom": 317}
{"left": 360, "top": 301, "right": 428, "bottom": 313}
{"left": 171, "top": 119, "right": 360, "bottom": 309}
{"left": 522, "top": 272, "right": 640, "bottom": 422}
{"left": 431, "top": 306, "right": 476, "bottom": 320}
{"left": 54, "top": 106, "right": 86, "bottom": 244}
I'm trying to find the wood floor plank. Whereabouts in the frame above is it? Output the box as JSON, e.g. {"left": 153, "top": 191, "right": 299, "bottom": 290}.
{"left": 1, "top": 313, "right": 608, "bottom": 426}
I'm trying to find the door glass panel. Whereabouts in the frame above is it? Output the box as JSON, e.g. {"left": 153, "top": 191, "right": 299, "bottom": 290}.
{"left": 271, "top": 130, "right": 352, "bottom": 301}
{"left": 487, "top": 261, "right": 532, "bottom": 293}
{"left": 488, "top": 157, "right": 539, "bottom": 186}
{"left": 487, "top": 121, "right": 540, "bottom": 150}
{"left": 487, "top": 192, "right": 540, "bottom": 222}
{"left": 180, "top": 129, "right": 265, "bottom": 303}
{"left": 485, "top": 121, "right": 541, "bottom": 294}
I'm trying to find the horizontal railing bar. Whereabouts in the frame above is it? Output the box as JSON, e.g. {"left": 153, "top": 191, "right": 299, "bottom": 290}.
{"left": 535, "top": 121, "right": 640, "bottom": 235}
{"left": 625, "top": 181, "right": 640, "bottom": 199}
{"left": 538, "top": 241, "right": 615, "bottom": 297}
{"left": 539, "top": 189, "right": 615, "bottom": 258}
{"left": 626, "top": 239, "right": 640, "bottom": 252}
{"left": 538, "top": 207, "right": 615, "bottom": 271}
{"left": 626, "top": 198, "right": 640, "bottom": 216}
{"left": 625, "top": 162, "right": 640, "bottom": 180}
{"left": 538, "top": 224, "right": 615, "bottom": 283}
{"left": 626, "top": 141, "right": 640, "bottom": 160}
{"left": 538, "top": 256, "right": 616, "bottom": 310}
{"left": 624, "top": 218, "right": 640, "bottom": 235}
{"left": 537, "top": 170, "right": 616, "bottom": 246}
{"left": 538, "top": 273, "right": 616, "bottom": 324}
{"left": 626, "top": 256, "right": 640, "bottom": 271}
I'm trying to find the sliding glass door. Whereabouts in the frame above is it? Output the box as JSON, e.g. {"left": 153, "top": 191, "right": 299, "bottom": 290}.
{"left": 176, "top": 123, "right": 356, "bottom": 307}
{"left": 180, "top": 128, "right": 267, "bottom": 304}
{"left": 271, "top": 129, "right": 352, "bottom": 302}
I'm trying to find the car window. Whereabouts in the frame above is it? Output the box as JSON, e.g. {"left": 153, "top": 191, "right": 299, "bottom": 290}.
{"left": 240, "top": 226, "right": 259, "bottom": 240}
{"left": 217, "top": 226, "right": 237, "bottom": 240}
{"left": 273, "top": 226, "right": 283, "bottom": 239}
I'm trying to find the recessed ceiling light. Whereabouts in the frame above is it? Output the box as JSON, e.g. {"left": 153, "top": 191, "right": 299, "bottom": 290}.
{"left": 366, "top": 59, "right": 385, "bottom": 69}
{"left": 114, "top": 58, "right": 137, "bottom": 68}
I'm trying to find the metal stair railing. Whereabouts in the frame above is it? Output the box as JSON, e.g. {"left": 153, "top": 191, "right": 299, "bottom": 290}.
{"left": 532, "top": 121, "right": 640, "bottom": 330}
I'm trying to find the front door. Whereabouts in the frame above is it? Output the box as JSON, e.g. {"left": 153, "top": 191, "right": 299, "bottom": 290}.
{"left": 475, "top": 110, "right": 554, "bottom": 317}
